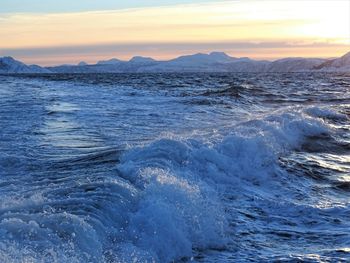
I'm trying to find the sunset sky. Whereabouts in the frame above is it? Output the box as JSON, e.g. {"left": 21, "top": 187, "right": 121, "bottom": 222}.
{"left": 0, "top": 0, "right": 349, "bottom": 65}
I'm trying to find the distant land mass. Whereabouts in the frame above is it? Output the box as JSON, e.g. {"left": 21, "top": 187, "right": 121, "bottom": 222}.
{"left": 1, "top": 51, "right": 350, "bottom": 74}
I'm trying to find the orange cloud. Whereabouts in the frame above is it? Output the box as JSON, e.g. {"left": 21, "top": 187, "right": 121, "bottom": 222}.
{"left": 0, "top": 0, "right": 349, "bottom": 64}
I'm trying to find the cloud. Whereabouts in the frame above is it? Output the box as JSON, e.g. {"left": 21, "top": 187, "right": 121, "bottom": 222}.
{"left": 0, "top": 0, "right": 230, "bottom": 14}
{"left": 0, "top": 0, "right": 348, "bottom": 64}
{"left": 1, "top": 1, "right": 348, "bottom": 48}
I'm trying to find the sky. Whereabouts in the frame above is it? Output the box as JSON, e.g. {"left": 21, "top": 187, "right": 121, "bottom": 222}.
{"left": 0, "top": 0, "right": 349, "bottom": 65}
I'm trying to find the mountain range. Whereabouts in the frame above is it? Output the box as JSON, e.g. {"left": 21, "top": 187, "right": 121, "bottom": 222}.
{"left": 1, "top": 51, "right": 350, "bottom": 74}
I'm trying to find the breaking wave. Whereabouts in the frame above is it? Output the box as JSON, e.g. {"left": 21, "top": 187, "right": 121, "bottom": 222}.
{"left": 0, "top": 73, "right": 349, "bottom": 262}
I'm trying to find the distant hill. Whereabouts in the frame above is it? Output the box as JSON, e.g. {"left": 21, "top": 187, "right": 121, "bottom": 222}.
{"left": 314, "top": 52, "right": 350, "bottom": 72}
{"left": 78, "top": 61, "right": 88, "bottom": 66}
{"left": 46, "top": 51, "right": 333, "bottom": 73}
{"left": 267, "top": 58, "right": 327, "bottom": 72}
{"left": 129, "top": 56, "right": 156, "bottom": 63}
{"left": 0, "top": 56, "right": 50, "bottom": 74}
{"left": 97, "top": 58, "right": 123, "bottom": 65}
{"left": 2, "top": 51, "right": 350, "bottom": 74}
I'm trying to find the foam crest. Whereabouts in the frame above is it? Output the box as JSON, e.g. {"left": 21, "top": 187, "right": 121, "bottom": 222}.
{"left": 112, "top": 108, "right": 335, "bottom": 261}
{"left": 117, "top": 140, "right": 228, "bottom": 262}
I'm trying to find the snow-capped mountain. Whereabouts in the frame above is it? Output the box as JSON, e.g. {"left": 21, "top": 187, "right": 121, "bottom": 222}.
{"left": 78, "top": 61, "right": 88, "bottom": 66}
{"left": 314, "top": 52, "right": 350, "bottom": 72}
{"left": 140, "top": 54, "right": 327, "bottom": 73}
{"left": 129, "top": 56, "right": 156, "bottom": 63}
{"left": 169, "top": 52, "right": 236, "bottom": 65}
{"left": 224, "top": 57, "right": 270, "bottom": 72}
{"left": 139, "top": 52, "right": 238, "bottom": 72}
{"left": 266, "top": 58, "right": 327, "bottom": 72}
{"left": 0, "top": 56, "right": 50, "bottom": 74}
{"left": 3, "top": 51, "right": 350, "bottom": 74}
{"left": 97, "top": 58, "right": 123, "bottom": 65}
{"left": 47, "top": 51, "right": 336, "bottom": 73}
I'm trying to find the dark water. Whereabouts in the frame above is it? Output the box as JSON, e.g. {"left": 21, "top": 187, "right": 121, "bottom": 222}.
{"left": 0, "top": 73, "right": 350, "bottom": 262}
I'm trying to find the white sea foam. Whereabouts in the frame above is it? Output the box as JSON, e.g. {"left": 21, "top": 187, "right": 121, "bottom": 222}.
{"left": 0, "top": 106, "right": 337, "bottom": 262}
{"left": 1, "top": 74, "right": 349, "bottom": 262}
{"left": 108, "top": 107, "right": 334, "bottom": 261}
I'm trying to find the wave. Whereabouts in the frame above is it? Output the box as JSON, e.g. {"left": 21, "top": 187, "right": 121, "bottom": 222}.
{"left": 0, "top": 105, "right": 347, "bottom": 262}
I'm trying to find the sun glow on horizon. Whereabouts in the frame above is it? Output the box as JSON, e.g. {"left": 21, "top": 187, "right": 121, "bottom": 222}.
{"left": 0, "top": 0, "right": 349, "bottom": 65}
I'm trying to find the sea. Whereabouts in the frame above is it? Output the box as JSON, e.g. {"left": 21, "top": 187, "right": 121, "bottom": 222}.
{"left": 0, "top": 73, "right": 349, "bottom": 262}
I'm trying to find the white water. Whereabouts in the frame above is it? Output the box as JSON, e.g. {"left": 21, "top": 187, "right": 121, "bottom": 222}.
{"left": 0, "top": 73, "right": 349, "bottom": 262}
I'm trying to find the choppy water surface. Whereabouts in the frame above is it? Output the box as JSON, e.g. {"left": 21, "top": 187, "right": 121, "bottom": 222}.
{"left": 0, "top": 73, "right": 350, "bottom": 262}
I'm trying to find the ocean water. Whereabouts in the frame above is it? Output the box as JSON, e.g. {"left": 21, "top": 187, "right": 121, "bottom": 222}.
{"left": 0, "top": 73, "right": 349, "bottom": 263}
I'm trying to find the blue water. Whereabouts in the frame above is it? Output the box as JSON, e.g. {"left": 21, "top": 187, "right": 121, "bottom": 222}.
{"left": 0, "top": 73, "right": 349, "bottom": 262}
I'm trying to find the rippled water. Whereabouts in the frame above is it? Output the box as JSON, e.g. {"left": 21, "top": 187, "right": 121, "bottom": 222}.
{"left": 0, "top": 73, "right": 350, "bottom": 262}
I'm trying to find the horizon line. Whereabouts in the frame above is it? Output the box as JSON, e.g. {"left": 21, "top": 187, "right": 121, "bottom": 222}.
{"left": 1, "top": 42, "right": 349, "bottom": 66}
{"left": 2, "top": 49, "right": 348, "bottom": 67}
